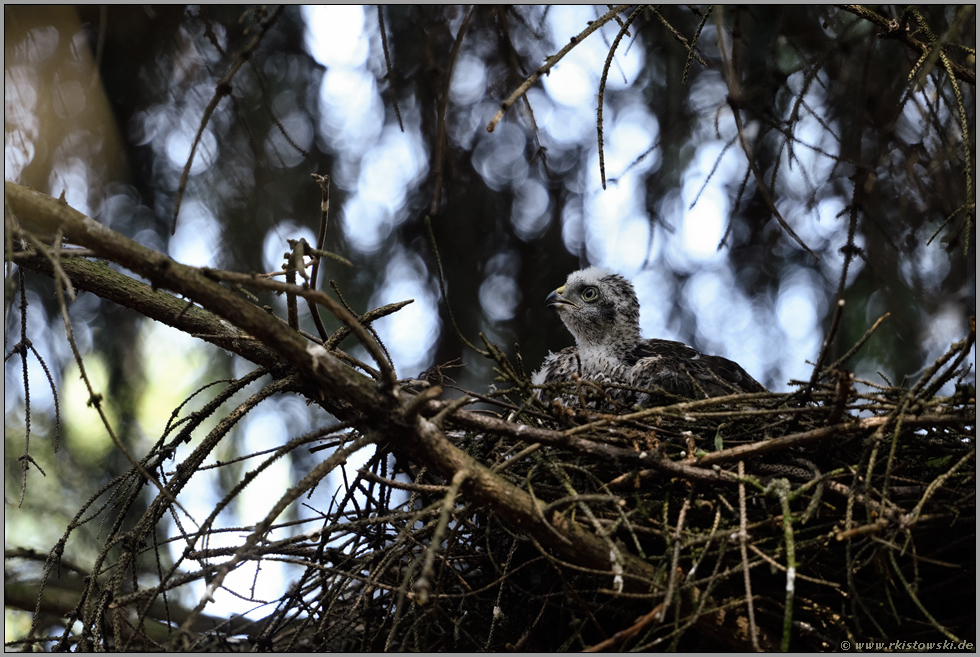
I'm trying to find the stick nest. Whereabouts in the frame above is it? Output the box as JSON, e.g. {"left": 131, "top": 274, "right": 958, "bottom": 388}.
{"left": 12, "top": 324, "right": 974, "bottom": 652}
{"left": 287, "top": 334, "right": 976, "bottom": 651}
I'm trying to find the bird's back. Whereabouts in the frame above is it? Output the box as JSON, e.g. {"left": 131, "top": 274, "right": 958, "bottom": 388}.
{"left": 534, "top": 338, "right": 765, "bottom": 409}
{"left": 627, "top": 339, "right": 766, "bottom": 404}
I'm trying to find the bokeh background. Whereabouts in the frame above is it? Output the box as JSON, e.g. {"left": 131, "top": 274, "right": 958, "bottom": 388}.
{"left": 5, "top": 4, "right": 975, "bottom": 632}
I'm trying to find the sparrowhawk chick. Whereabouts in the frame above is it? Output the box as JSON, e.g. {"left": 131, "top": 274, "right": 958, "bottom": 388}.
{"left": 532, "top": 267, "right": 766, "bottom": 408}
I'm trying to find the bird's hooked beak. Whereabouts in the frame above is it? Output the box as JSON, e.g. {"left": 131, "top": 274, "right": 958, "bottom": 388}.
{"left": 546, "top": 285, "right": 576, "bottom": 309}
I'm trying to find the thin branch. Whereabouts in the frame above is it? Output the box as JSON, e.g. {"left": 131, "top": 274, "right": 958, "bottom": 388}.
{"left": 307, "top": 173, "right": 332, "bottom": 341}
{"left": 377, "top": 5, "right": 404, "bottom": 132}
{"left": 172, "top": 5, "right": 285, "bottom": 234}
{"left": 487, "top": 5, "right": 630, "bottom": 132}
{"left": 835, "top": 5, "right": 974, "bottom": 85}
{"left": 714, "top": 9, "right": 818, "bottom": 260}
{"left": 431, "top": 4, "right": 476, "bottom": 215}
{"left": 737, "top": 460, "right": 761, "bottom": 651}
{"left": 597, "top": 6, "right": 643, "bottom": 189}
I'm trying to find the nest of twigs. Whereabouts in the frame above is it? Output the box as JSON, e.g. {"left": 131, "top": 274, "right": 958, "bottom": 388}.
{"left": 255, "top": 330, "right": 975, "bottom": 652}
{"left": 10, "top": 321, "right": 974, "bottom": 652}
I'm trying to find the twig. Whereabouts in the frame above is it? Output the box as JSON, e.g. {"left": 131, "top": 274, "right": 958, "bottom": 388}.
{"left": 835, "top": 5, "right": 974, "bottom": 85}
{"left": 178, "top": 433, "right": 377, "bottom": 634}
{"left": 804, "top": 298, "right": 845, "bottom": 394}
{"left": 207, "top": 268, "right": 399, "bottom": 389}
{"left": 908, "top": 447, "right": 975, "bottom": 524}
{"left": 714, "top": 8, "right": 817, "bottom": 260}
{"left": 172, "top": 6, "right": 285, "bottom": 234}
{"left": 376, "top": 5, "right": 404, "bottom": 132}
{"left": 431, "top": 5, "right": 476, "bottom": 215}
{"left": 307, "top": 174, "right": 332, "bottom": 341}
{"left": 698, "top": 414, "right": 968, "bottom": 466}
{"left": 583, "top": 601, "right": 666, "bottom": 652}
{"left": 597, "top": 6, "right": 642, "bottom": 189}
{"left": 824, "top": 312, "right": 889, "bottom": 374}
{"left": 738, "top": 460, "right": 760, "bottom": 651}
{"left": 414, "top": 469, "right": 471, "bottom": 604}
{"left": 487, "top": 5, "right": 630, "bottom": 132}
{"left": 425, "top": 215, "right": 488, "bottom": 356}
{"left": 771, "top": 478, "right": 797, "bottom": 651}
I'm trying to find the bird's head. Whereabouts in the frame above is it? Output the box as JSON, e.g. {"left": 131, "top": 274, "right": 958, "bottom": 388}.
{"left": 546, "top": 267, "right": 641, "bottom": 355}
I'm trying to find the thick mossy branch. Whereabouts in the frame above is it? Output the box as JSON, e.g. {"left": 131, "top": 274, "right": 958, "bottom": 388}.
{"left": 6, "top": 181, "right": 388, "bottom": 417}
{"left": 13, "top": 252, "right": 286, "bottom": 370}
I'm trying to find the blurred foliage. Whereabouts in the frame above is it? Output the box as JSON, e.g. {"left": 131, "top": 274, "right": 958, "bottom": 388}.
{"left": 3, "top": 4, "right": 976, "bottom": 650}
{"left": 5, "top": 6, "right": 975, "bottom": 387}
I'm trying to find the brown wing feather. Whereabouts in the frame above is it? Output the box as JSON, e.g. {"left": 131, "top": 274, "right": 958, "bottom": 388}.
{"left": 628, "top": 339, "right": 767, "bottom": 400}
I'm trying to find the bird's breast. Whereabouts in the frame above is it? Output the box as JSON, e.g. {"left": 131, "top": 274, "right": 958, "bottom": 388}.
{"left": 576, "top": 346, "right": 631, "bottom": 382}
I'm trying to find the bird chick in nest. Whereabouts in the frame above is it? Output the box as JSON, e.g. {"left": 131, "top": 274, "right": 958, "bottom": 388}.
{"left": 532, "top": 267, "right": 766, "bottom": 409}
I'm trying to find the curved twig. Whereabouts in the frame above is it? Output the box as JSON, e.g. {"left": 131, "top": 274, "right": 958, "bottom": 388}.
{"left": 487, "top": 5, "right": 630, "bottom": 132}
{"left": 597, "top": 6, "right": 643, "bottom": 189}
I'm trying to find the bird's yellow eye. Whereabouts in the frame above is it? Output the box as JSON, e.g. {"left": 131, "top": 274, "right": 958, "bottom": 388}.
{"left": 581, "top": 286, "right": 599, "bottom": 302}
